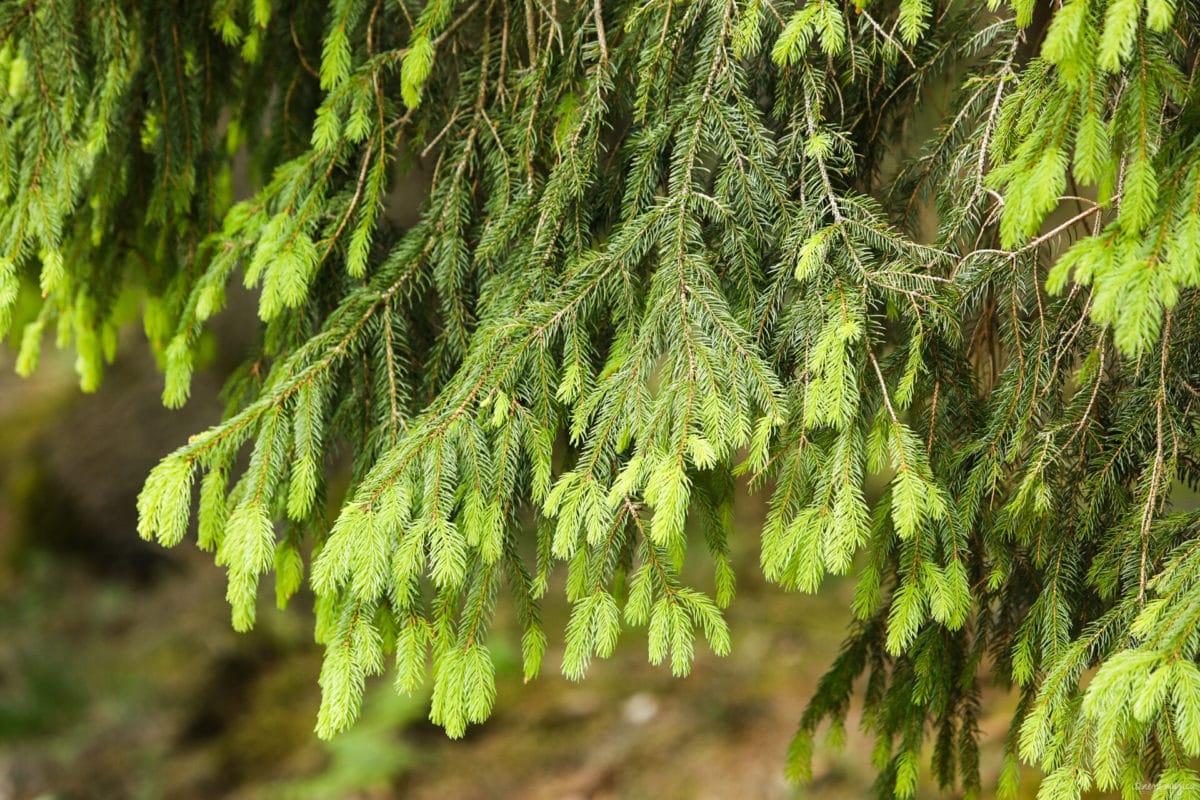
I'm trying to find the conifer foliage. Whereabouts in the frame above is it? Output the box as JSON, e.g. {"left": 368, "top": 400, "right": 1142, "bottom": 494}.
{"left": 4, "top": 0, "right": 1200, "bottom": 795}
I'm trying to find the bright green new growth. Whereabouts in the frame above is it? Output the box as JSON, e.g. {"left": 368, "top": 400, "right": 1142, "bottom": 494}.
{"left": 5, "top": 0, "right": 1200, "bottom": 796}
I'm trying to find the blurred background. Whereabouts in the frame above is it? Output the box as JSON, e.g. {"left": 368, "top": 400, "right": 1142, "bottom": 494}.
{"left": 0, "top": 300, "right": 1030, "bottom": 800}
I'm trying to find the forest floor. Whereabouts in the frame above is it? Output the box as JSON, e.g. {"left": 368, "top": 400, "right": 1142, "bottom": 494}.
{"left": 0, "top": 342, "right": 1037, "bottom": 800}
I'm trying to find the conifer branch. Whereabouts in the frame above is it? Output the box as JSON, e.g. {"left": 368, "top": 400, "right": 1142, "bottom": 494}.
{"left": 8, "top": 1, "right": 1200, "bottom": 794}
